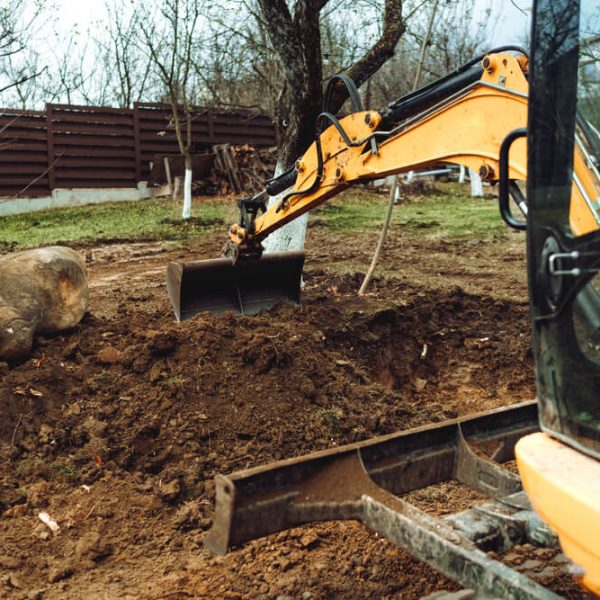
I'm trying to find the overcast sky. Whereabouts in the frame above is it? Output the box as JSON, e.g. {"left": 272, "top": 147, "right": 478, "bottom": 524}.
{"left": 51, "top": 0, "right": 534, "bottom": 46}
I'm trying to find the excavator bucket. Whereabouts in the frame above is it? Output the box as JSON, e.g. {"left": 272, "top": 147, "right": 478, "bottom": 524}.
{"left": 166, "top": 251, "right": 305, "bottom": 320}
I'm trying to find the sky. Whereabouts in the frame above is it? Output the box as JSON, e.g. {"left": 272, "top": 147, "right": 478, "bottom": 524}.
{"left": 50, "top": 0, "right": 534, "bottom": 46}
{"left": 473, "top": 0, "right": 532, "bottom": 45}
{"left": 20, "top": 0, "right": 535, "bottom": 106}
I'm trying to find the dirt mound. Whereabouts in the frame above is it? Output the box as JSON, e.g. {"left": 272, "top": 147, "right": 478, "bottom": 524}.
{"left": 1, "top": 278, "right": 532, "bottom": 488}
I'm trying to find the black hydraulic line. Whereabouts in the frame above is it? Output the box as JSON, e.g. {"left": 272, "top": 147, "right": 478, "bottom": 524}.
{"left": 316, "top": 112, "right": 377, "bottom": 148}
{"left": 262, "top": 47, "right": 529, "bottom": 214}
{"left": 383, "top": 45, "right": 528, "bottom": 125}
{"left": 323, "top": 73, "right": 364, "bottom": 114}
{"left": 275, "top": 131, "right": 325, "bottom": 212}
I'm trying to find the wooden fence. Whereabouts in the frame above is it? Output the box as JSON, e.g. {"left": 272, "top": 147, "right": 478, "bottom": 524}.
{"left": 0, "top": 102, "right": 276, "bottom": 197}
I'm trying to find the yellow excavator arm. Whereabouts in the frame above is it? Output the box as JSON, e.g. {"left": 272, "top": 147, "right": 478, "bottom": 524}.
{"left": 166, "top": 41, "right": 600, "bottom": 597}
{"left": 228, "top": 51, "right": 599, "bottom": 254}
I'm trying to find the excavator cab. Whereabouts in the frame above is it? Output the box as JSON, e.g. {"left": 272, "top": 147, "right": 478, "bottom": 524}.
{"left": 515, "top": 0, "right": 600, "bottom": 592}
{"left": 190, "top": 0, "right": 600, "bottom": 595}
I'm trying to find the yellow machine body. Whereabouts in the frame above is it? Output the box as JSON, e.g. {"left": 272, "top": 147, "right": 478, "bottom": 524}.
{"left": 516, "top": 433, "right": 600, "bottom": 595}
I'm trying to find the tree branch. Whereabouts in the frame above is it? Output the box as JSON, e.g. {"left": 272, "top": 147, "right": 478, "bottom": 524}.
{"left": 330, "top": 0, "right": 404, "bottom": 112}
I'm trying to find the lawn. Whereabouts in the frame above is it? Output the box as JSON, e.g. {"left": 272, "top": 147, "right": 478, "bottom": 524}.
{"left": 0, "top": 182, "right": 506, "bottom": 251}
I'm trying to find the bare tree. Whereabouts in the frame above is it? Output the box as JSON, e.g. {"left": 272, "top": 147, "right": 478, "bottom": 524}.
{"left": 248, "top": 0, "right": 404, "bottom": 254}
{"left": 256, "top": 0, "right": 405, "bottom": 170}
{"left": 95, "top": 1, "right": 155, "bottom": 108}
{"left": 138, "top": 0, "right": 202, "bottom": 219}
{"left": 0, "top": 0, "right": 48, "bottom": 99}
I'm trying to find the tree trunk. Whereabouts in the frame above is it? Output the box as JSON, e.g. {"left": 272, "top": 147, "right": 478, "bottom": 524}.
{"left": 257, "top": 0, "right": 405, "bottom": 254}
{"left": 182, "top": 152, "right": 193, "bottom": 220}
{"left": 469, "top": 168, "right": 483, "bottom": 197}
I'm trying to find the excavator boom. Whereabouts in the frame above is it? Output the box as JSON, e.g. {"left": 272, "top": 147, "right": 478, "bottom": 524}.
{"left": 165, "top": 50, "right": 527, "bottom": 320}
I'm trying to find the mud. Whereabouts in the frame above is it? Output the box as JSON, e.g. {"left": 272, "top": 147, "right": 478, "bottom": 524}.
{"left": 0, "top": 220, "right": 592, "bottom": 599}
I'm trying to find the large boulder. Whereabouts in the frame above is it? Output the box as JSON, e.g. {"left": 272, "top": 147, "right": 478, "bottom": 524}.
{"left": 0, "top": 246, "right": 88, "bottom": 361}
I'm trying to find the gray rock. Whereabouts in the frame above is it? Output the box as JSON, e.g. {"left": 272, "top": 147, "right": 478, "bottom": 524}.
{"left": 0, "top": 246, "right": 88, "bottom": 361}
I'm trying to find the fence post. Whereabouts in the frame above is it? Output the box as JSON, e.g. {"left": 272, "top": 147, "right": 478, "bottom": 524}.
{"left": 46, "top": 104, "right": 55, "bottom": 190}
{"left": 133, "top": 102, "right": 141, "bottom": 183}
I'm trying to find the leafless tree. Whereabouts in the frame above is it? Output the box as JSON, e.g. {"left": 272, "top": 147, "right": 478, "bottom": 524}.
{"left": 0, "top": 0, "right": 48, "bottom": 99}
{"left": 94, "top": 1, "right": 155, "bottom": 108}
{"left": 138, "top": 0, "right": 203, "bottom": 219}
{"left": 255, "top": 0, "right": 405, "bottom": 170}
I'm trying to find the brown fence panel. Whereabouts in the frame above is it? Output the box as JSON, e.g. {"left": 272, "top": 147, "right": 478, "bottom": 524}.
{"left": 136, "top": 103, "right": 276, "bottom": 181}
{"left": 0, "top": 102, "right": 276, "bottom": 198}
{"left": 49, "top": 104, "right": 136, "bottom": 189}
{"left": 0, "top": 109, "right": 49, "bottom": 197}
{"left": 136, "top": 104, "right": 181, "bottom": 181}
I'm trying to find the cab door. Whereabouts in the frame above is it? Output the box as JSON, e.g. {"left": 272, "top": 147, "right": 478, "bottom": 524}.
{"left": 527, "top": 0, "right": 600, "bottom": 458}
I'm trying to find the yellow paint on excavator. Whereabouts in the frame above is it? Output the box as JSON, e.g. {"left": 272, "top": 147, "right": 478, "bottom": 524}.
{"left": 516, "top": 432, "right": 600, "bottom": 596}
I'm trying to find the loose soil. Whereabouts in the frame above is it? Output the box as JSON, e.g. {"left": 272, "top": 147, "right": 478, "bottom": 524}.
{"left": 0, "top": 212, "right": 592, "bottom": 598}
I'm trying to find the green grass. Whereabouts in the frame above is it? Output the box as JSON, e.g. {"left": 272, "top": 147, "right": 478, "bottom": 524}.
{"left": 0, "top": 198, "right": 235, "bottom": 250}
{"left": 314, "top": 183, "right": 507, "bottom": 240}
{"left": 0, "top": 182, "right": 506, "bottom": 251}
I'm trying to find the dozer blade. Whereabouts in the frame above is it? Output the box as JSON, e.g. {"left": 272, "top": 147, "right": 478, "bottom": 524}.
{"left": 204, "top": 401, "right": 565, "bottom": 599}
{"left": 166, "top": 250, "right": 305, "bottom": 320}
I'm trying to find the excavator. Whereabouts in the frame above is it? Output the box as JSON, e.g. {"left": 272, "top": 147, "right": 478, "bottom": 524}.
{"left": 166, "top": 0, "right": 600, "bottom": 596}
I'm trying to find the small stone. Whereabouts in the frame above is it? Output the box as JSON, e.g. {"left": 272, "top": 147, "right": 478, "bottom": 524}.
{"left": 553, "top": 553, "right": 572, "bottom": 564}
{"left": 75, "top": 531, "right": 111, "bottom": 563}
{"left": 38, "top": 424, "right": 53, "bottom": 445}
{"left": 274, "top": 531, "right": 288, "bottom": 542}
{"left": 7, "top": 573, "right": 24, "bottom": 589}
{"left": 47, "top": 563, "right": 74, "bottom": 583}
{"left": 148, "top": 332, "right": 177, "bottom": 356}
{"left": 533, "top": 547, "right": 555, "bottom": 560}
{"left": 96, "top": 346, "right": 123, "bottom": 365}
{"left": 0, "top": 555, "right": 22, "bottom": 569}
{"left": 5, "top": 503, "right": 27, "bottom": 518}
{"left": 33, "top": 523, "right": 50, "bottom": 540}
{"left": 62, "top": 340, "right": 79, "bottom": 359}
{"left": 27, "top": 590, "right": 44, "bottom": 600}
{"left": 414, "top": 378, "right": 427, "bottom": 392}
{"left": 299, "top": 533, "right": 319, "bottom": 549}
{"left": 148, "top": 362, "right": 164, "bottom": 383}
{"left": 0, "top": 361, "right": 9, "bottom": 376}
{"left": 502, "top": 552, "right": 523, "bottom": 565}
{"left": 519, "top": 559, "right": 543, "bottom": 571}
{"left": 65, "top": 403, "right": 81, "bottom": 416}
{"left": 302, "top": 593, "right": 313, "bottom": 600}
{"left": 279, "top": 557, "right": 292, "bottom": 571}
{"left": 159, "top": 479, "right": 181, "bottom": 503}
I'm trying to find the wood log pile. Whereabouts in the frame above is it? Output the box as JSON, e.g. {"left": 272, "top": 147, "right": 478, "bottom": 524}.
{"left": 193, "top": 144, "right": 277, "bottom": 196}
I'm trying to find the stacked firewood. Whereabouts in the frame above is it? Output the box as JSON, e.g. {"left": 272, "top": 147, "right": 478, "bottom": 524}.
{"left": 193, "top": 144, "right": 278, "bottom": 196}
